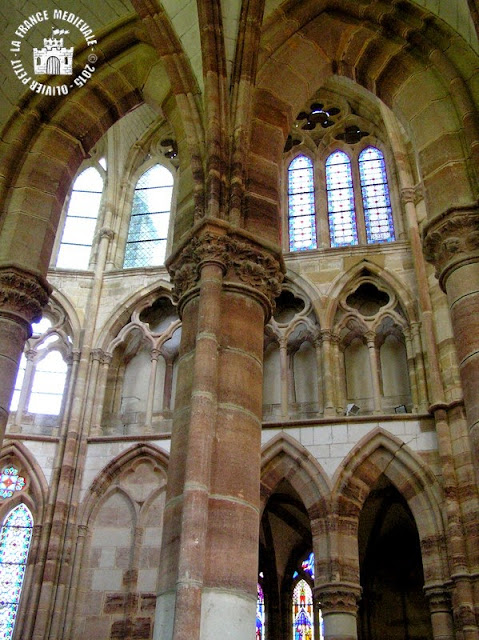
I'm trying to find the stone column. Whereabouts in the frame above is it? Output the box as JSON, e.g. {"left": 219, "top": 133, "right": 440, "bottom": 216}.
{"left": 0, "top": 267, "right": 50, "bottom": 446}
{"left": 423, "top": 205, "right": 479, "bottom": 470}
{"left": 90, "top": 352, "right": 112, "bottom": 436}
{"left": 365, "top": 331, "right": 382, "bottom": 414}
{"left": 155, "top": 220, "right": 283, "bottom": 640}
{"left": 320, "top": 331, "right": 336, "bottom": 417}
{"left": 424, "top": 586, "right": 454, "bottom": 640}
{"left": 145, "top": 348, "right": 161, "bottom": 431}
{"left": 11, "top": 348, "right": 35, "bottom": 431}
{"left": 279, "top": 336, "right": 289, "bottom": 419}
{"left": 315, "top": 583, "right": 361, "bottom": 640}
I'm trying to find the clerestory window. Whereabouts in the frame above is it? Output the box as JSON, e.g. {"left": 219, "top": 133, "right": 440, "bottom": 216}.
{"left": 287, "top": 146, "right": 395, "bottom": 251}
{"left": 56, "top": 167, "right": 103, "bottom": 269}
{"left": 123, "top": 164, "right": 174, "bottom": 268}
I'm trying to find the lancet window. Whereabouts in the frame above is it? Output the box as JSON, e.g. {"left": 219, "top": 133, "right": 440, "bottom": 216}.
{"left": 56, "top": 166, "right": 104, "bottom": 269}
{"left": 123, "top": 164, "right": 174, "bottom": 268}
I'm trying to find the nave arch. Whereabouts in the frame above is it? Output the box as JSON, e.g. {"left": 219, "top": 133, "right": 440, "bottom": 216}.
{"left": 259, "top": 428, "right": 448, "bottom": 638}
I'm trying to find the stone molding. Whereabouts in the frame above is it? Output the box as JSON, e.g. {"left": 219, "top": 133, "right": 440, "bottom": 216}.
{"left": 167, "top": 222, "right": 284, "bottom": 316}
{"left": 314, "top": 582, "right": 362, "bottom": 615}
{"left": 424, "top": 585, "right": 451, "bottom": 613}
{"left": 423, "top": 204, "right": 479, "bottom": 290}
{"left": 0, "top": 267, "right": 51, "bottom": 331}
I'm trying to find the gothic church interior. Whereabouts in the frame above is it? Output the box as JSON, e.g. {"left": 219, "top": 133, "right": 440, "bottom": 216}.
{"left": 0, "top": 1, "right": 479, "bottom": 639}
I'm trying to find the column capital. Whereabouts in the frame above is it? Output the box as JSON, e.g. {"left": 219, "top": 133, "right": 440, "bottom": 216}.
{"left": 167, "top": 219, "right": 285, "bottom": 318}
{"left": 423, "top": 203, "right": 479, "bottom": 290}
{"left": 0, "top": 266, "right": 51, "bottom": 333}
{"left": 314, "top": 582, "right": 362, "bottom": 615}
{"left": 424, "top": 585, "right": 451, "bottom": 613}
{"left": 401, "top": 186, "right": 423, "bottom": 205}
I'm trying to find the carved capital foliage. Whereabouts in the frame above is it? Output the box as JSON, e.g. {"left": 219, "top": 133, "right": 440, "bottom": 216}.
{"left": 314, "top": 583, "right": 361, "bottom": 615}
{"left": 168, "top": 227, "right": 284, "bottom": 314}
{"left": 423, "top": 205, "right": 479, "bottom": 289}
{"left": 0, "top": 267, "right": 50, "bottom": 329}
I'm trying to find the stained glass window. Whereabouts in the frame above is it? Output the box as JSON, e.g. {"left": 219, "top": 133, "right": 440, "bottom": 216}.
{"left": 292, "top": 579, "right": 314, "bottom": 640}
{"left": 57, "top": 167, "right": 103, "bottom": 270}
{"left": 0, "top": 504, "right": 33, "bottom": 640}
{"left": 124, "top": 165, "right": 174, "bottom": 268}
{"left": 288, "top": 155, "right": 317, "bottom": 252}
{"left": 326, "top": 151, "right": 358, "bottom": 248}
{"left": 359, "top": 146, "right": 395, "bottom": 244}
{"left": 0, "top": 469, "right": 25, "bottom": 500}
{"left": 301, "top": 552, "right": 314, "bottom": 579}
{"left": 256, "top": 583, "right": 265, "bottom": 640}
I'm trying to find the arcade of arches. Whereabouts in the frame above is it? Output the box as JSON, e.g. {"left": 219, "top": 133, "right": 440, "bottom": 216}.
{"left": 0, "top": 1, "right": 479, "bottom": 639}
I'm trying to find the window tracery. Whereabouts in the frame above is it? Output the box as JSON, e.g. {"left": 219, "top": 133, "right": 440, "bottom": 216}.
{"left": 336, "top": 277, "right": 414, "bottom": 415}
{"left": 263, "top": 288, "right": 321, "bottom": 421}
{"left": 9, "top": 305, "right": 72, "bottom": 432}
{"left": 286, "top": 143, "right": 396, "bottom": 251}
{"left": 102, "top": 295, "right": 181, "bottom": 434}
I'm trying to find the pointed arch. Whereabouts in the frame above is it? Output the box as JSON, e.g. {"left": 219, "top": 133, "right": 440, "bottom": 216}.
{"left": 261, "top": 433, "right": 331, "bottom": 518}
{"left": 248, "top": 3, "right": 479, "bottom": 243}
{"left": 80, "top": 443, "right": 169, "bottom": 525}
{"left": 332, "top": 427, "right": 447, "bottom": 585}
{"left": 324, "top": 259, "right": 417, "bottom": 328}
{"left": 95, "top": 281, "right": 174, "bottom": 352}
{"left": 0, "top": 442, "right": 48, "bottom": 522}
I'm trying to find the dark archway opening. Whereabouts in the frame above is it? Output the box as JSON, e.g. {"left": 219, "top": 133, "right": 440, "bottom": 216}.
{"left": 358, "top": 475, "right": 433, "bottom": 640}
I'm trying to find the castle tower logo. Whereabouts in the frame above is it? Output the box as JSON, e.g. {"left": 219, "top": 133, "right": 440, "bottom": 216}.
{"left": 9, "top": 10, "right": 97, "bottom": 96}
{"left": 33, "top": 29, "right": 74, "bottom": 75}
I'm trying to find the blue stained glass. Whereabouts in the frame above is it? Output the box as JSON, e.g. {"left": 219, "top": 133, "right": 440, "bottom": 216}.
{"left": 359, "top": 147, "right": 395, "bottom": 244}
{"left": 0, "top": 469, "right": 25, "bottom": 501}
{"left": 301, "top": 552, "right": 315, "bottom": 579}
{"left": 292, "top": 580, "right": 314, "bottom": 640}
{"left": 256, "top": 583, "right": 265, "bottom": 640}
{"left": 0, "top": 504, "right": 33, "bottom": 640}
{"left": 326, "top": 151, "right": 358, "bottom": 247}
{"left": 288, "top": 155, "right": 317, "bottom": 252}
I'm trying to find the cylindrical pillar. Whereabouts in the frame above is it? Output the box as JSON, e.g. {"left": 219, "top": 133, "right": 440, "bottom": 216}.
{"left": 155, "top": 223, "right": 283, "bottom": 640}
{"left": 279, "top": 337, "right": 289, "bottom": 419}
{"left": 425, "top": 586, "right": 454, "bottom": 640}
{"left": 0, "top": 267, "right": 50, "bottom": 446}
{"left": 424, "top": 206, "right": 479, "bottom": 472}
{"left": 321, "top": 331, "right": 336, "bottom": 417}
{"left": 145, "top": 348, "right": 161, "bottom": 431}
{"left": 315, "top": 583, "right": 361, "bottom": 640}
{"left": 365, "top": 332, "right": 382, "bottom": 414}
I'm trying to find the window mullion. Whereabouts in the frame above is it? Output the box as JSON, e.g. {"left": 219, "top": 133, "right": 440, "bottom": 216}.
{"left": 352, "top": 158, "right": 367, "bottom": 244}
